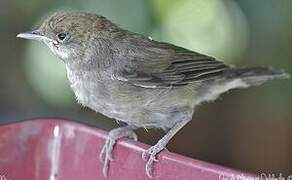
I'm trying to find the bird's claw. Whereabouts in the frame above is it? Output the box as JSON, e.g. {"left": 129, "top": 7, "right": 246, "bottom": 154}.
{"left": 99, "top": 128, "right": 137, "bottom": 177}
{"left": 99, "top": 136, "right": 115, "bottom": 177}
{"left": 142, "top": 144, "right": 165, "bottom": 178}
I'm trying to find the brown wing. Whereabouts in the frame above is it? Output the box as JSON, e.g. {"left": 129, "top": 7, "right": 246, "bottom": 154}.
{"left": 113, "top": 35, "right": 229, "bottom": 88}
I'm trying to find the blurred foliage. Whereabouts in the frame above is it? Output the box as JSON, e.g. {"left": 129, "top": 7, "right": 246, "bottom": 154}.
{"left": 0, "top": 0, "right": 291, "bottom": 176}
{"left": 151, "top": 0, "right": 249, "bottom": 63}
{"left": 24, "top": 42, "right": 74, "bottom": 107}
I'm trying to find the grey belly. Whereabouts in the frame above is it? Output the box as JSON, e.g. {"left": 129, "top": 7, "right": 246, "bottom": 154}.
{"left": 70, "top": 78, "right": 196, "bottom": 129}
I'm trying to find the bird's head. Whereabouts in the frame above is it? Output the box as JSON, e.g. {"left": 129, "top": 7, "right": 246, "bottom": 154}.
{"left": 17, "top": 12, "right": 114, "bottom": 62}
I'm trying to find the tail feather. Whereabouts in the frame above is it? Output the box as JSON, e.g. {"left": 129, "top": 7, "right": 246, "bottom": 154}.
{"left": 225, "top": 67, "right": 290, "bottom": 86}
{"left": 196, "top": 67, "right": 289, "bottom": 104}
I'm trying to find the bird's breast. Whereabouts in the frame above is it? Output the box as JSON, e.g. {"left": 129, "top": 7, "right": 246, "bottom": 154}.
{"left": 66, "top": 66, "right": 106, "bottom": 104}
{"left": 65, "top": 66, "right": 136, "bottom": 119}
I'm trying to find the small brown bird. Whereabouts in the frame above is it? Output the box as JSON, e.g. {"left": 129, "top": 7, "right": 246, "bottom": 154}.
{"left": 17, "top": 12, "right": 289, "bottom": 178}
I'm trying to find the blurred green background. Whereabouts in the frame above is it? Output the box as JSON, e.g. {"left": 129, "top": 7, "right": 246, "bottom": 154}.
{"left": 0, "top": 0, "right": 291, "bottom": 176}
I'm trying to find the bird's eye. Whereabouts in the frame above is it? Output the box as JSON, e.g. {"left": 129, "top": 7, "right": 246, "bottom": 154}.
{"left": 57, "top": 32, "right": 67, "bottom": 41}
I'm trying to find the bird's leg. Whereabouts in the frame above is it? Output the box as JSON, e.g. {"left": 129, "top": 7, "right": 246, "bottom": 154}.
{"left": 100, "top": 125, "right": 137, "bottom": 177}
{"left": 142, "top": 118, "right": 190, "bottom": 178}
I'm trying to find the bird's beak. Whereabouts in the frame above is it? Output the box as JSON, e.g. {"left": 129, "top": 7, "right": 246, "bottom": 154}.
{"left": 16, "top": 30, "right": 50, "bottom": 42}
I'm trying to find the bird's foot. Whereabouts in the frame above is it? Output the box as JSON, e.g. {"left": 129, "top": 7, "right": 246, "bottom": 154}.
{"left": 99, "top": 127, "right": 137, "bottom": 177}
{"left": 142, "top": 142, "right": 165, "bottom": 178}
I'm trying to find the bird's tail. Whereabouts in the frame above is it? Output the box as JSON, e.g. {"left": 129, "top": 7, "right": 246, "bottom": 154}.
{"left": 224, "top": 67, "right": 289, "bottom": 87}
{"left": 196, "top": 67, "right": 289, "bottom": 104}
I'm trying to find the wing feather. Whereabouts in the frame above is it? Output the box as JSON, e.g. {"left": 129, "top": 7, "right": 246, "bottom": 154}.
{"left": 113, "top": 35, "right": 229, "bottom": 88}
